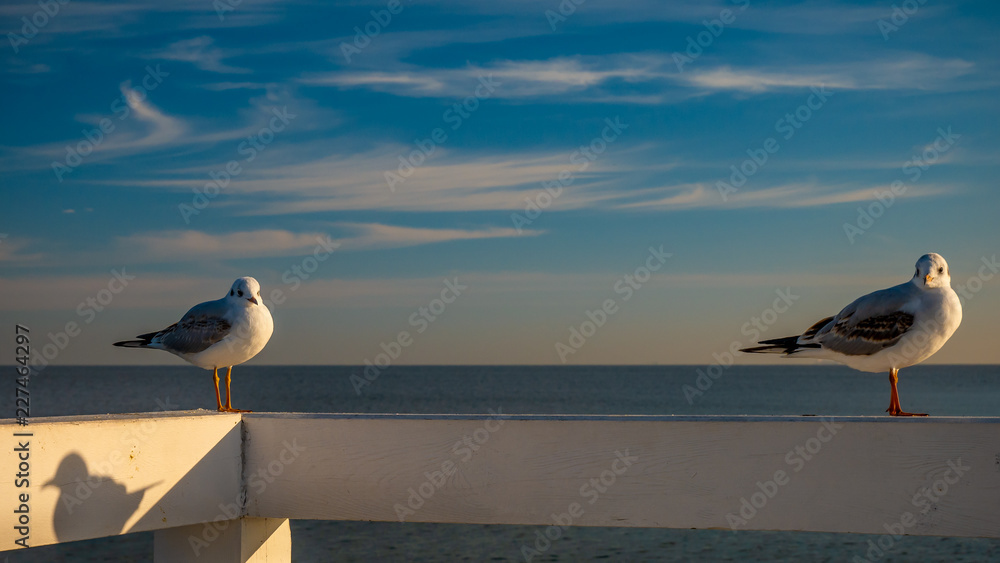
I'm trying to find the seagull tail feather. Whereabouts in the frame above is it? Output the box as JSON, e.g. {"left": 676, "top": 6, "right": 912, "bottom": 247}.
{"left": 112, "top": 330, "right": 160, "bottom": 348}
{"left": 740, "top": 336, "right": 820, "bottom": 355}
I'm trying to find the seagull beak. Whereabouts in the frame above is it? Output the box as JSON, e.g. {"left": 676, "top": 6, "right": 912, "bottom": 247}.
{"left": 925, "top": 274, "right": 933, "bottom": 285}
{"left": 247, "top": 296, "right": 258, "bottom": 305}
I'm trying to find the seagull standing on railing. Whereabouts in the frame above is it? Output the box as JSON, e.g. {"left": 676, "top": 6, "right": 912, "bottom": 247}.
{"left": 114, "top": 277, "right": 274, "bottom": 412}
{"left": 740, "top": 253, "right": 962, "bottom": 416}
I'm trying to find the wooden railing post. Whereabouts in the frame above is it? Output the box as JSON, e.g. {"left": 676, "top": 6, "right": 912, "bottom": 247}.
{"left": 154, "top": 517, "right": 291, "bottom": 562}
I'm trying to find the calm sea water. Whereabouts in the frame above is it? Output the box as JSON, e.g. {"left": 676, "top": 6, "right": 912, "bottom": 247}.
{"left": 8, "top": 365, "right": 1000, "bottom": 562}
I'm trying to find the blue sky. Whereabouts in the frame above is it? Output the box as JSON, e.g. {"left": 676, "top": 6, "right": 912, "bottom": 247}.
{"left": 1, "top": 0, "right": 998, "bottom": 366}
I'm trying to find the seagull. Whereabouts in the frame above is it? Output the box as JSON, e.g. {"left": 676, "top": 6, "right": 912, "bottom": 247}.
{"left": 740, "top": 254, "right": 962, "bottom": 416}
{"left": 114, "top": 277, "right": 274, "bottom": 412}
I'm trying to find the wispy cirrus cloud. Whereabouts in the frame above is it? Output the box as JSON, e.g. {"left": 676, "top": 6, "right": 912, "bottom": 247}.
{"left": 103, "top": 137, "right": 955, "bottom": 217}
{"left": 680, "top": 57, "right": 977, "bottom": 93}
{"left": 304, "top": 56, "right": 655, "bottom": 98}
{"left": 304, "top": 52, "right": 979, "bottom": 101}
{"left": 116, "top": 81, "right": 187, "bottom": 148}
{"left": 1, "top": 80, "right": 188, "bottom": 170}
{"left": 151, "top": 36, "right": 251, "bottom": 74}
{"left": 115, "top": 223, "right": 538, "bottom": 262}
{"left": 1, "top": 83, "right": 335, "bottom": 175}
{"left": 616, "top": 182, "right": 950, "bottom": 211}
{"left": 336, "top": 223, "right": 542, "bottom": 250}
{"left": 117, "top": 229, "right": 328, "bottom": 262}
{"left": 0, "top": 0, "right": 281, "bottom": 51}
{"left": 302, "top": 54, "right": 667, "bottom": 101}
{"left": 108, "top": 146, "right": 613, "bottom": 213}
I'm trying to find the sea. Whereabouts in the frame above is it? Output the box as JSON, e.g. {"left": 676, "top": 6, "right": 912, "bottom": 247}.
{"left": 6, "top": 364, "right": 1000, "bottom": 562}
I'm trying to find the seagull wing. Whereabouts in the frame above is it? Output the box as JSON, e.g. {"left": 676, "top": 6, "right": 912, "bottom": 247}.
{"left": 141, "top": 299, "right": 232, "bottom": 355}
{"left": 810, "top": 283, "right": 918, "bottom": 357}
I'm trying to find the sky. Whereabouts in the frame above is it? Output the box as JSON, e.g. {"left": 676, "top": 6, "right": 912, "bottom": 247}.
{"left": 1, "top": 0, "right": 998, "bottom": 367}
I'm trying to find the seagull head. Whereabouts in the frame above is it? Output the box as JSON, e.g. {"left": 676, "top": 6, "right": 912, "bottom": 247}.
{"left": 913, "top": 253, "right": 951, "bottom": 289}
{"left": 228, "top": 276, "right": 263, "bottom": 306}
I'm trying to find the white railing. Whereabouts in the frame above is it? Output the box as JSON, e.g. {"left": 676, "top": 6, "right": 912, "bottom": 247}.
{"left": 4, "top": 412, "right": 999, "bottom": 561}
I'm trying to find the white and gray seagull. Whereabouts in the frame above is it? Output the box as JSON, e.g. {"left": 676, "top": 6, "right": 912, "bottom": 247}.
{"left": 114, "top": 277, "right": 274, "bottom": 412}
{"left": 740, "top": 253, "right": 962, "bottom": 416}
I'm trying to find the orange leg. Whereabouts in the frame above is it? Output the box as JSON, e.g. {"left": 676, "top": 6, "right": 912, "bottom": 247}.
{"left": 213, "top": 367, "right": 223, "bottom": 411}
{"left": 886, "top": 368, "right": 927, "bottom": 417}
{"left": 222, "top": 366, "right": 251, "bottom": 413}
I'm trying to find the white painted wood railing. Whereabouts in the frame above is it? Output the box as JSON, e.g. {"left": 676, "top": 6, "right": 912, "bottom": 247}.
{"left": 3, "top": 412, "right": 999, "bottom": 561}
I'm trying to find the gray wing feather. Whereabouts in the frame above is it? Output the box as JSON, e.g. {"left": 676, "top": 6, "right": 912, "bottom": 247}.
{"left": 812, "top": 283, "right": 917, "bottom": 356}
{"left": 153, "top": 299, "right": 232, "bottom": 355}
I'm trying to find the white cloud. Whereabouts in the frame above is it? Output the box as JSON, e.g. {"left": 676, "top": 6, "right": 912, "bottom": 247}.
{"left": 115, "top": 224, "right": 538, "bottom": 262}
{"left": 616, "top": 182, "right": 949, "bottom": 211}
{"left": 680, "top": 57, "right": 976, "bottom": 93}
{"left": 105, "top": 137, "right": 953, "bottom": 217}
{"left": 116, "top": 81, "right": 187, "bottom": 148}
{"left": 113, "top": 145, "right": 617, "bottom": 214}
{"left": 336, "top": 223, "right": 542, "bottom": 250}
{"left": 2, "top": 81, "right": 188, "bottom": 171}
{"left": 0, "top": 83, "right": 336, "bottom": 175}
{"left": 303, "top": 52, "right": 978, "bottom": 101}
{"left": 304, "top": 72, "right": 445, "bottom": 93}
{"left": 117, "top": 229, "right": 328, "bottom": 262}
{"left": 303, "top": 55, "right": 661, "bottom": 99}
{"left": 153, "top": 36, "right": 250, "bottom": 74}
{"left": 615, "top": 183, "right": 713, "bottom": 209}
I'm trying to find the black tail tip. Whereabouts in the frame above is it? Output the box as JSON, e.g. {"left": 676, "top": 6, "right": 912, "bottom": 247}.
{"left": 739, "top": 345, "right": 776, "bottom": 354}
{"left": 739, "top": 335, "right": 808, "bottom": 355}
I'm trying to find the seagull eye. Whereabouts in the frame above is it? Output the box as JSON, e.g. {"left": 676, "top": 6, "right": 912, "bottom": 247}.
{"left": 238, "top": 290, "right": 244, "bottom": 297}
{"left": 938, "top": 267, "right": 943, "bottom": 274}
